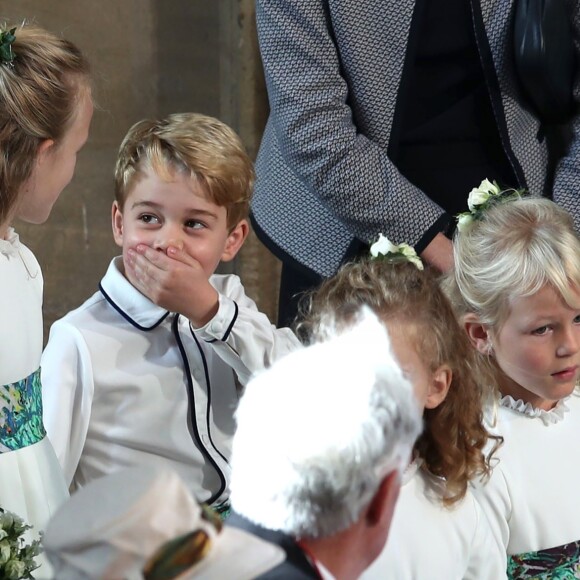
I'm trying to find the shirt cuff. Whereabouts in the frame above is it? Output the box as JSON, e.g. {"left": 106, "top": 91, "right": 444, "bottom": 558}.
{"left": 414, "top": 213, "right": 451, "bottom": 254}
{"left": 192, "top": 294, "right": 239, "bottom": 342}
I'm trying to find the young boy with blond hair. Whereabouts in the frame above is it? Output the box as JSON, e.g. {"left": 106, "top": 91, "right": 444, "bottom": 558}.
{"left": 41, "top": 113, "right": 300, "bottom": 513}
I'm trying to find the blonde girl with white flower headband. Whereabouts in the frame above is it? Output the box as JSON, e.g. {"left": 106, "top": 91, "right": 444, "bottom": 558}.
{"left": 445, "top": 195, "right": 580, "bottom": 578}
{"left": 298, "top": 253, "right": 505, "bottom": 579}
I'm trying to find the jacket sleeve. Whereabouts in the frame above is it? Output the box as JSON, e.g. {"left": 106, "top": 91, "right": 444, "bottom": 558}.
{"left": 256, "top": 0, "right": 447, "bottom": 247}
{"left": 192, "top": 276, "right": 302, "bottom": 386}
{"left": 551, "top": 1, "right": 580, "bottom": 229}
{"left": 41, "top": 321, "right": 94, "bottom": 488}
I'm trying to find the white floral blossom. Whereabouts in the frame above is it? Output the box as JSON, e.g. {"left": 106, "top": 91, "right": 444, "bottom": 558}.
{"left": 467, "top": 179, "right": 500, "bottom": 211}
{"left": 457, "top": 213, "right": 474, "bottom": 233}
{"left": 369, "top": 233, "right": 398, "bottom": 258}
{"left": 0, "top": 509, "right": 41, "bottom": 577}
{"left": 0, "top": 540, "right": 10, "bottom": 565}
{"left": 4, "top": 559, "right": 25, "bottom": 579}
{"left": 369, "top": 235, "right": 423, "bottom": 270}
{"left": 398, "top": 244, "right": 424, "bottom": 270}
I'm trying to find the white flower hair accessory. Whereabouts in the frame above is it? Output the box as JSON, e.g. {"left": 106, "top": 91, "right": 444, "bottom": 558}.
{"left": 456, "top": 178, "right": 525, "bottom": 232}
{"left": 369, "top": 234, "right": 424, "bottom": 270}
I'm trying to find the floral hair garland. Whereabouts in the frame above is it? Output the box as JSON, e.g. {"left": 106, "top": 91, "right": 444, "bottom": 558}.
{"left": 456, "top": 178, "right": 525, "bottom": 233}
{"left": 369, "top": 234, "right": 424, "bottom": 270}
{"left": 0, "top": 28, "right": 16, "bottom": 67}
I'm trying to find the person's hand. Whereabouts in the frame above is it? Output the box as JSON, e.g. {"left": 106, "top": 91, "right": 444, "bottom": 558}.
{"left": 126, "top": 244, "right": 219, "bottom": 327}
{"left": 420, "top": 232, "right": 453, "bottom": 272}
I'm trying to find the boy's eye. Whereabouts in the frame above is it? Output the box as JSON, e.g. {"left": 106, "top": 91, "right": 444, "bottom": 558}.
{"left": 574, "top": 314, "right": 580, "bottom": 324}
{"left": 139, "top": 214, "right": 159, "bottom": 224}
{"left": 185, "top": 220, "right": 205, "bottom": 230}
{"left": 532, "top": 325, "right": 549, "bottom": 336}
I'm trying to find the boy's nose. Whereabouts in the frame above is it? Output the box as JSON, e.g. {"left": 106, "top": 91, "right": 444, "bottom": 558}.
{"left": 153, "top": 236, "right": 184, "bottom": 254}
{"left": 557, "top": 327, "right": 580, "bottom": 357}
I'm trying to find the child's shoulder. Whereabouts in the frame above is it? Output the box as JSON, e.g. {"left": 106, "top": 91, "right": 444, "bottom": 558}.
{"left": 209, "top": 272, "right": 243, "bottom": 294}
{"left": 403, "top": 464, "right": 480, "bottom": 521}
{"left": 53, "top": 289, "right": 107, "bottom": 328}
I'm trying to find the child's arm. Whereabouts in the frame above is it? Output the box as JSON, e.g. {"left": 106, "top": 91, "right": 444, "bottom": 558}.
{"left": 126, "top": 244, "right": 301, "bottom": 384}
{"left": 470, "top": 463, "right": 511, "bottom": 554}
{"left": 464, "top": 490, "right": 508, "bottom": 579}
{"left": 191, "top": 274, "right": 301, "bottom": 384}
{"left": 41, "top": 320, "right": 94, "bottom": 487}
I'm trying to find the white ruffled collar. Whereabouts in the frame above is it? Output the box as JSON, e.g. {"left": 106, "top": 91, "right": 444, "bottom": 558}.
{"left": 0, "top": 227, "right": 21, "bottom": 258}
{"left": 499, "top": 394, "right": 571, "bottom": 426}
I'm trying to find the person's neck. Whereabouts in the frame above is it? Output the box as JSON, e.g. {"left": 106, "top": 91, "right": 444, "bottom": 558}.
{"left": 301, "top": 525, "right": 371, "bottom": 580}
{"left": 499, "top": 373, "right": 560, "bottom": 411}
{"left": 0, "top": 220, "right": 11, "bottom": 240}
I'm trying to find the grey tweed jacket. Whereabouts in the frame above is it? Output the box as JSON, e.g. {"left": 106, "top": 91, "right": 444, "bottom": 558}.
{"left": 252, "top": 0, "right": 580, "bottom": 277}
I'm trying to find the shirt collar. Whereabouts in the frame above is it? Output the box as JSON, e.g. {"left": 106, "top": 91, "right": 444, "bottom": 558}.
{"left": 317, "top": 561, "right": 336, "bottom": 580}
{"left": 99, "top": 257, "right": 170, "bottom": 331}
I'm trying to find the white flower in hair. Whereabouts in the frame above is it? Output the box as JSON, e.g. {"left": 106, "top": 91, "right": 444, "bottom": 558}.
{"left": 369, "top": 233, "right": 398, "bottom": 258}
{"left": 456, "top": 178, "right": 525, "bottom": 233}
{"left": 456, "top": 213, "right": 475, "bottom": 233}
{"left": 369, "top": 234, "right": 424, "bottom": 270}
{"left": 467, "top": 178, "right": 501, "bottom": 211}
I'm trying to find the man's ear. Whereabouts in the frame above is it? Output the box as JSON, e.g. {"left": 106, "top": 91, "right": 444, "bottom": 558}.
{"left": 221, "top": 219, "right": 249, "bottom": 262}
{"left": 111, "top": 201, "right": 124, "bottom": 248}
{"left": 366, "top": 471, "right": 401, "bottom": 528}
{"left": 463, "top": 313, "right": 492, "bottom": 355}
{"left": 425, "top": 364, "right": 452, "bottom": 410}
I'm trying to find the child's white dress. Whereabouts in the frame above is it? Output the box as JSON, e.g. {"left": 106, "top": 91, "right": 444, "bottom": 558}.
{"left": 362, "top": 460, "right": 506, "bottom": 579}
{"left": 0, "top": 229, "right": 68, "bottom": 577}
{"left": 474, "top": 393, "right": 580, "bottom": 578}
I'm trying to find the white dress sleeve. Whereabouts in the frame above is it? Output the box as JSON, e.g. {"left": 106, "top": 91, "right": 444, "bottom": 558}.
{"left": 471, "top": 463, "right": 512, "bottom": 555}
{"left": 41, "top": 320, "right": 94, "bottom": 487}
{"left": 464, "top": 490, "right": 508, "bottom": 579}
{"left": 192, "top": 275, "right": 302, "bottom": 385}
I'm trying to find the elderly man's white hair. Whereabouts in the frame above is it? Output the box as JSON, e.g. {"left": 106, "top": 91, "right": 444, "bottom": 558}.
{"left": 230, "top": 307, "right": 422, "bottom": 539}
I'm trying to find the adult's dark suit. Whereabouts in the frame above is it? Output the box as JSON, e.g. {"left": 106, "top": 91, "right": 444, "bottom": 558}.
{"left": 228, "top": 512, "right": 320, "bottom": 579}
{"left": 252, "top": 0, "right": 580, "bottom": 281}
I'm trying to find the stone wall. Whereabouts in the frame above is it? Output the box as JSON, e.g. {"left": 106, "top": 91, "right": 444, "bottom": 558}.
{"left": 3, "top": 0, "right": 280, "bottom": 339}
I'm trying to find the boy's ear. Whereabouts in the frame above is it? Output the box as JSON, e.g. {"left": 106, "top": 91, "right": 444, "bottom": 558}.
{"left": 111, "top": 201, "right": 124, "bottom": 248}
{"left": 221, "top": 219, "right": 249, "bottom": 262}
{"left": 425, "top": 364, "right": 452, "bottom": 410}
{"left": 463, "top": 313, "right": 492, "bottom": 355}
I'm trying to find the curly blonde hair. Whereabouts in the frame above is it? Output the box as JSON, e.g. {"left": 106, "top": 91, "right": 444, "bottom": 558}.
{"left": 299, "top": 259, "right": 497, "bottom": 506}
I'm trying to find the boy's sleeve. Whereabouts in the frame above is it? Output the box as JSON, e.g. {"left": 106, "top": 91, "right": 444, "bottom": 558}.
{"left": 192, "top": 275, "right": 302, "bottom": 385}
{"left": 41, "top": 320, "right": 94, "bottom": 487}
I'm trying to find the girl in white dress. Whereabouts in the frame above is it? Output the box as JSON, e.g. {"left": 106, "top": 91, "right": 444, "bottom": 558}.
{"left": 0, "top": 23, "right": 92, "bottom": 576}
{"left": 446, "top": 192, "right": 580, "bottom": 577}
{"left": 300, "top": 254, "right": 505, "bottom": 579}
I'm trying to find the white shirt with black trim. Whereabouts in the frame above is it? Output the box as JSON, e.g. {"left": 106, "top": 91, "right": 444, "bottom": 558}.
{"left": 41, "top": 257, "right": 300, "bottom": 503}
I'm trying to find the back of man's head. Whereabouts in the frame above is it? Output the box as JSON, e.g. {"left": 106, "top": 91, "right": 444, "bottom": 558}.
{"left": 230, "top": 308, "right": 422, "bottom": 540}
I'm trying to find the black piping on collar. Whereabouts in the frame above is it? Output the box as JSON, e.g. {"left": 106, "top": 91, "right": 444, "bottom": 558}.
{"left": 99, "top": 283, "right": 170, "bottom": 331}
